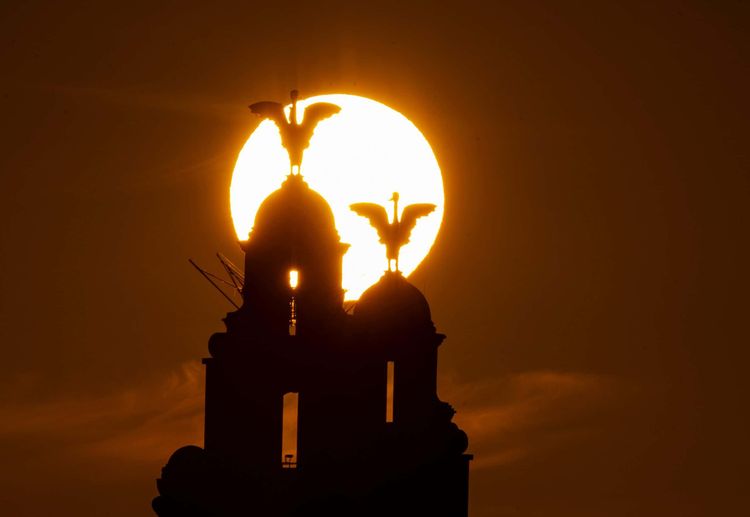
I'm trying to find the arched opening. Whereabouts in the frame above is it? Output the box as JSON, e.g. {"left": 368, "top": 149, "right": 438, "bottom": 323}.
{"left": 282, "top": 392, "right": 299, "bottom": 468}
{"left": 288, "top": 269, "right": 299, "bottom": 289}
{"left": 386, "top": 361, "right": 395, "bottom": 423}
{"left": 288, "top": 269, "right": 299, "bottom": 336}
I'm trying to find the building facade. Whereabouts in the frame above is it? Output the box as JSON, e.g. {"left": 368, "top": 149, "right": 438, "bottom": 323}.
{"left": 153, "top": 174, "right": 471, "bottom": 516}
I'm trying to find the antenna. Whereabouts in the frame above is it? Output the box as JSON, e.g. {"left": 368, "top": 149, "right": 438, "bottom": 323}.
{"left": 189, "top": 258, "right": 241, "bottom": 309}
{"left": 216, "top": 252, "right": 245, "bottom": 293}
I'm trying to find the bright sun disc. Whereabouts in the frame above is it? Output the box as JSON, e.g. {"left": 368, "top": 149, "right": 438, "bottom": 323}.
{"left": 230, "top": 94, "right": 444, "bottom": 300}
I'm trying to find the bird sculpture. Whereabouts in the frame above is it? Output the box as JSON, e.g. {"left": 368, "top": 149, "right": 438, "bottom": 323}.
{"left": 249, "top": 90, "right": 341, "bottom": 174}
{"left": 351, "top": 192, "right": 436, "bottom": 272}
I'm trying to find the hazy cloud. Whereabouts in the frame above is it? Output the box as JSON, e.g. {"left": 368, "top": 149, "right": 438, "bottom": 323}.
{"left": 441, "top": 371, "right": 619, "bottom": 470}
{"left": 0, "top": 361, "right": 204, "bottom": 465}
{"left": 0, "top": 365, "right": 617, "bottom": 471}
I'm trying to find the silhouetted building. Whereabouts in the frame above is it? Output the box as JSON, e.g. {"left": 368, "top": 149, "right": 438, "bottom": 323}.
{"left": 153, "top": 174, "right": 471, "bottom": 516}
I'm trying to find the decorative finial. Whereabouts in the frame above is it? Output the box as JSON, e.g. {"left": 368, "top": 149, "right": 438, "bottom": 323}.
{"left": 350, "top": 192, "right": 436, "bottom": 272}
{"left": 249, "top": 91, "right": 340, "bottom": 175}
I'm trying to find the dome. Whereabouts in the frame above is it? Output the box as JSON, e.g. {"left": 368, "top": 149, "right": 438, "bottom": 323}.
{"left": 354, "top": 271, "right": 433, "bottom": 332}
{"left": 248, "top": 174, "right": 339, "bottom": 246}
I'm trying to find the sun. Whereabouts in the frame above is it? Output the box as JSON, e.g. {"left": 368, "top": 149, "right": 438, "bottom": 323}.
{"left": 230, "top": 94, "right": 444, "bottom": 300}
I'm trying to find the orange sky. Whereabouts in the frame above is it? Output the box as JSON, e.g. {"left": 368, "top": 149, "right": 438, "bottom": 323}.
{"left": 0, "top": 1, "right": 748, "bottom": 516}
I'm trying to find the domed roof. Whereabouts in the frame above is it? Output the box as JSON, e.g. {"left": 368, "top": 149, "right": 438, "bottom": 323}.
{"left": 163, "top": 445, "right": 210, "bottom": 477}
{"left": 249, "top": 174, "right": 339, "bottom": 246}
{"left": 354, "top": 271, "right": 433, "bottom": 332}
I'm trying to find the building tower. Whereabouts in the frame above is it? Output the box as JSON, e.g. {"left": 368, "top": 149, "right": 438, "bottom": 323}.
{"left": 152, "top": 167, "right": 471, "bottom": 517}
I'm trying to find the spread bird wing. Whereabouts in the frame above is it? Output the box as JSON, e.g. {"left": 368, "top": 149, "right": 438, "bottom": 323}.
{"left": 248, "top": 101, "right": 288, "bottom": 127}
{"left": 299, "top": 102, "right": 341, "bottom": 138}
{"left": 301, "top": 102, "right": 341, "bottom": 126}
{"left": 350, "top": 203, "right": 390, "bottom": 240}
{"left": 399, "top": 203, "right": 437, "bottom": 240}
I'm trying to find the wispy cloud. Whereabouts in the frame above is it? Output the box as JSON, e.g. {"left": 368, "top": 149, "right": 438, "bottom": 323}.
{"left": 441, "top": 371, "right": 619, "bottom": 470}
{"left": 0, "top": 365, "right": 617, "bottom": 474}
{"left": 0, "top": 361, "right": 204, "bottom": 465}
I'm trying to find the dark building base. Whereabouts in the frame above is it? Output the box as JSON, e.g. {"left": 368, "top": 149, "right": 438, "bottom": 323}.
{"left": 153, "top": 445, "right": 472, "bottom": 517}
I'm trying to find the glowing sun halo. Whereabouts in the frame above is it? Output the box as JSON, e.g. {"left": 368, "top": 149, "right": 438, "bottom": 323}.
{"left": 230, "top": 94, "right": 444, "bottom": 300}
